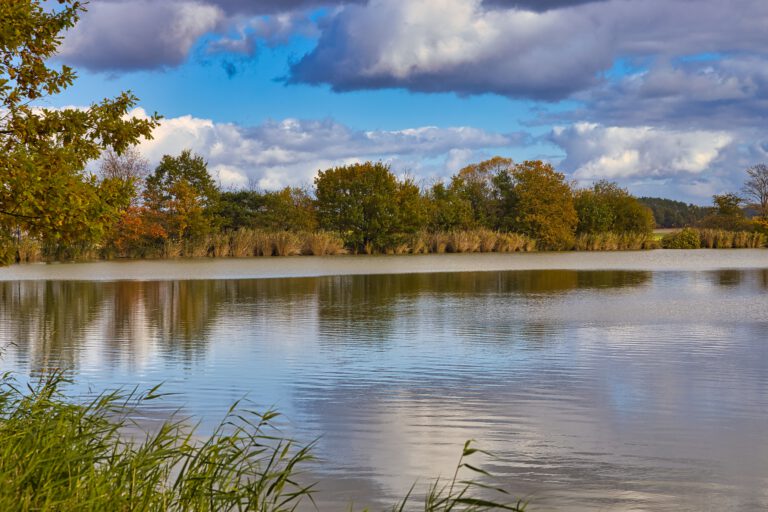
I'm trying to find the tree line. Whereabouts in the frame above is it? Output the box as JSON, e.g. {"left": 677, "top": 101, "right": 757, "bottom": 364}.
{"left": 24, "top": 151, "right": 659, "bottom": 259}
{"left": 8, "top": 144, "right": 768, "bottom": 262}
{"left": 2, "top": 1, "right": 767, "bottom": 264}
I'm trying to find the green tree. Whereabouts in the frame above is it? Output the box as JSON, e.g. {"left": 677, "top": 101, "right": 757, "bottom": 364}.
{"left": 449, "top": 157, "right": 512, "bottom": 228}
{"left": 0, "top": 0, "right": 158, "bottom": 264}
{"left": 395, "top": 177, "right": 430, "bottom": 237}
{"left": 314, "top": 161, "right": 404, "bottom": 251}
{"left": 638, "top": 197, "right": 710, "bottom": 228}
{"left": 260, "top": 187, "right": 317, "bottom": 232}
{"left": 498, "top": 160, "right": 578, "bottom": 249}
{"left": 575, "top": 181, "right": 654, "bottom": 234}
{"left": 219, "top": 190, "right": 266, "bottom": 231}
{"left": 144, "top": 151, "right": 220, "bottom": 241}
{"left": 427, "top": 182, "right": 474, "bottom": 231}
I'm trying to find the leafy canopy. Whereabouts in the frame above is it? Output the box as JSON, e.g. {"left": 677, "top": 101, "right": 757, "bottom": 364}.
{"left": 315, "top": 161, "right": 415, "bottom": 251}
{"left": 0, "top": 0, "right": 158, "bottom": 264}
{"left": 144, "top": 150, "right": 220, "bottom": 241}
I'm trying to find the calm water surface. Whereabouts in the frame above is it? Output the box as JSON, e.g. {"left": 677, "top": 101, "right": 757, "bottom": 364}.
{"left": 1, "top": 251, "right": 768, "bottom": 510}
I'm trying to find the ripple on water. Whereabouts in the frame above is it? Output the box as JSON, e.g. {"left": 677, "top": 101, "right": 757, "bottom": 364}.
{"left": 1, "top": 267, "right": 768, "bottom": 510}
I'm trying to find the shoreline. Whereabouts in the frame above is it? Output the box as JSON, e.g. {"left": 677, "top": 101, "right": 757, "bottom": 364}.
{"left": 1, "top": 249, "right": 766, "bottom": 282}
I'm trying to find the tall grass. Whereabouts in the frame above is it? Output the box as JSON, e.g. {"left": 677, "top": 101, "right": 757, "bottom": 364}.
{"left": 0, "top": 371, "right": 526, "bottom": 511}
{"left": 0, "top": 371, "right": 314, "bottom": 512}
{"left": 273, "top": 232, "right": 302, "bottom": 256}
{"left": 662, "top": 228, "right": 766, "bottom": 249}
{"left": 394, "top": 441, "right": 527, "bottom": 512}
{"left": 698, "top": 229, "right": 766, "bottom": 249}
{"left": 574, "top": 232, "right": 660, "bottom": 251}
{"left": 15, "top": 236, "right": 43, "bottom": 263}
{"left": 302, "top": 231, "right": 346, "bottom": 256}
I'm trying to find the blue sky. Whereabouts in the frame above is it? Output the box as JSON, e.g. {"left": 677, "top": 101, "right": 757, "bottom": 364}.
{"left": 51, "top": 0, "right": 768, "bottom": 203}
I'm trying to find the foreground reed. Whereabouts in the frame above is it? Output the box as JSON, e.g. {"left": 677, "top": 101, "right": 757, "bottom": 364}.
{"left": 0, "top": 371, "right": 525, "bottom": 512}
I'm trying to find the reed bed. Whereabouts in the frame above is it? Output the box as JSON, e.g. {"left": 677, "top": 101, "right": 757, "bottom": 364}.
{"left": 273, "top": 232, "right": 302, "bottom": 256}
{"left": 0, "top": 371, "right": 526, "bottom": 512}
{"left": 15, "top": 236, "right": 43, "bottom": 263}
{"left": 698, "top": 229, "right": 766, "bottom": 249}
{"left": 302, "top": 231, "right": 346, "bottom": 256}
{"left": 378, "top": 230, "right": 537, "bottom": 255}
{"left": 22, "top": 226, "right": 765, "bottom": 265}
{"left": 496, "top": 233, "right": 536, "bottom": 252}
{"left": 428, "top": 232, "right": 449, "bottom": 254}
{"left": 447, "top": 231, "right": 482, "bottom": 253}
{"left": 183, "top": 239, "right": 210, "bottom": 258}
{"left": 662, "top": 228, "right": 766, "bottom": 249}
{"left": 209, "top": 232, "right": 231, "bottom": 258}
{"left": 408, "top": 231, "right": 431, "bottom": 255}
{"left": 574, "top": 232, "right": 660, "bottom": 251}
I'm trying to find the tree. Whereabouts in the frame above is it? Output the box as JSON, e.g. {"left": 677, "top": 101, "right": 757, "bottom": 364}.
{"left": 99, "top": 146, "right": 150, "bottom": 184}
{"left": 144, "top": 151, "right": 220, "bottom": 241}
{"left": 699, "top": 193, "right": 751, "bottom": 231}
{"left": 638, "top": 197, "right": 711, "bottom": 228}
{"left": 99, "top": 146, "right": 150, "bottom": 205}
{"left": 743, "top": 163, "right": 768, "bottom": 219}
{"left": 395, "top": 177, "right": 430, "bottom": 238}
{"left": 260, "top": 187, "right": 318, "bottom": 232}
{"left": 449, "top": 157, "right": 512, "bottom": 228}
{"left": 575, "top": 181, "right": 654, "bottom": 234}
{"left": 427, "top": 182, "right": 474, "bottom": 231}
{"left": 314, "top": 162, "right": 402, "bottom": 251}
{"left": 0, "top": 1, "right": 158, "bottom": 264}
{"left": 498, "top": 160, "right": 578, "bottom": 250}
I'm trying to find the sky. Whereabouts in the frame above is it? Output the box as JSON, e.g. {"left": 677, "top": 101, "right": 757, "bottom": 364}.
{"left": 50, "top": 0, "right": 768, "bottom": 203}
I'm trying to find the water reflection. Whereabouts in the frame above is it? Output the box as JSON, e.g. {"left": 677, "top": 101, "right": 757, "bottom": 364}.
{"left": 0, "top": 270, "right": 652, "bottom": 374}
{"left": 2, "top": 268, "right": 768, "bottom": 511}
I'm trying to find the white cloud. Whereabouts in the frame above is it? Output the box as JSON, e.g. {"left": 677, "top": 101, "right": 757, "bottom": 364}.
{"left": 127, "top": 109, "right": 524, "bottom": 189}
{"left": 550, "top": 122, "right": 738, "bottom": 202}
{"left": 552, "top": 123, "right": 733, "bottom": 180}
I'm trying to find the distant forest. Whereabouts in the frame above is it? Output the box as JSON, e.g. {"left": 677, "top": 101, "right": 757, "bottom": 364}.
{"left": 638, "top": 198, "right": 712, "bottom": 228}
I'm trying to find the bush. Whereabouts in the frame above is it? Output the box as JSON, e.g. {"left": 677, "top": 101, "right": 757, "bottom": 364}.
{"left": 662, "top": 228, "right": 702, "bottom": 249}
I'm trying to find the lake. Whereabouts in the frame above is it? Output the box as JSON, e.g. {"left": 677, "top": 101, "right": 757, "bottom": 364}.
{"left": 1, "top": 250, "right": 768, "bottom": 510}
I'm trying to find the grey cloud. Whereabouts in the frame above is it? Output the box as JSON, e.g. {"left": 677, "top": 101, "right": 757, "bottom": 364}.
{"left": 94, "top": 0, "right": 358, "bottom": 15}
{"left": 288, "top": 0, "right": 768, "bottom": 100}
{"left": 59, "top": 0, "right": 354, "bottom": 72}
{"left": 481, "top": 0, "right": 608, "bottom": 11}
{"left": 562, "top": 57, "right": 768, "bottom": 131}
{"left": 289, "top": 0, "right": 613, "bottom": 100}
{"left": 60, "top": 1, "right": 224, "bottom": 71}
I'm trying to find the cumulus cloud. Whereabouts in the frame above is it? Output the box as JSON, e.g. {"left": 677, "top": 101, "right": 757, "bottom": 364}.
{"left": 552, "top": 123, "right": 733, "bottom": 180}
{"left": 127, "top": 109, "right": 525, "bottom": 189}
{"left": 550, "top": 122, "right": 740, "bottom": 201}
{"left": 289, "top": 0, "right": 768, "bottom": 100}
